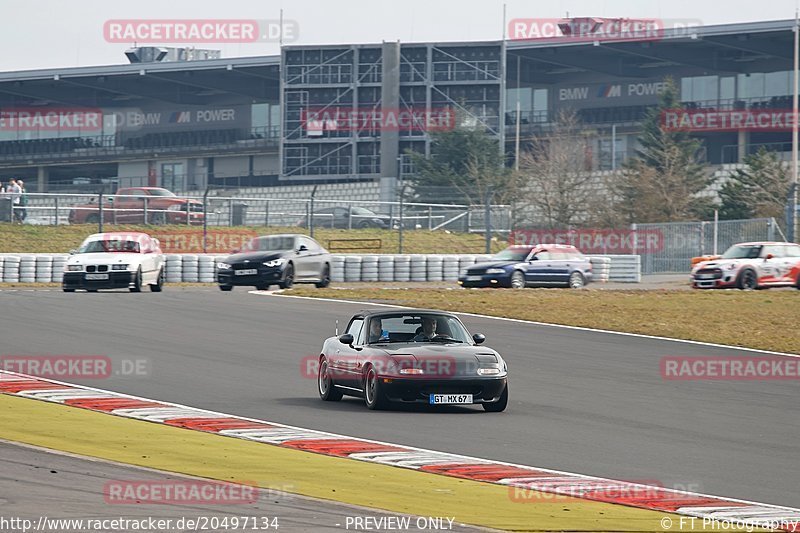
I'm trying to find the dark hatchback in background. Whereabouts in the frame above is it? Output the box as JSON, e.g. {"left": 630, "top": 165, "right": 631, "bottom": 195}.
{"left": 216, "top": 234, "right": 331, "bottom": 291}
{"left": 297, "top": 206, "right": 398, "bottom": 229}
{"left": 459, "top": 244, "right": 593, "bottom": 289}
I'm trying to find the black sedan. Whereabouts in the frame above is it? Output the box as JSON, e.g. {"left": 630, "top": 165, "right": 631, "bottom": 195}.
{"left": 297, "top": 206, "right": 398, "bottom": 229}
{"left": 216, "top": 234, "right": 331, "bottom": 291}
{"left": 316, "top": 309, "right": 509, "bottom": 411}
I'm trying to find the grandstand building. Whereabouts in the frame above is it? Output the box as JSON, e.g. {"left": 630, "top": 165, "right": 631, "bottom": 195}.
{"left": 0, "top": 19, "right": 795, "bottom": 195}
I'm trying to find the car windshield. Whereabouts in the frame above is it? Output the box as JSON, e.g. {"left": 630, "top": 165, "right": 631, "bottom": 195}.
{"left": 366, "top": 313, "right": 472, "bottom": 344}
{"left": 491, "top": 248, "right": 531, "bottom": 261}
{"left": 147, "top": 189, "right": 176, "bottom": 197}
{"left": 721, "top": 245, "right": 762, "bottom": 259}
{"left": 244, "top": 236, "right": 295, "bottom": 252}
{"left": 78, "top": 239, "right": 141, "bottom": 253}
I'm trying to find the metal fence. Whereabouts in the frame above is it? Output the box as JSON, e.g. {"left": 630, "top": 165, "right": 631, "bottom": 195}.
{"left": 2, "top": 191, "right": 512, "bottom": 252}
{"left": 636, "top": 217, "right": 785, "bottom": 274}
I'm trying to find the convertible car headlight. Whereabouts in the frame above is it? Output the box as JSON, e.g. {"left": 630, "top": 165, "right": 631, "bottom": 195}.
{"left": 477, "top": 368, "right": 501, "bottom": 376}
{"left": 66, "top": 265, "right": 82, "bottom": 272}
{"left": 112, "top": 264, "right": 129, "bottom": 270}
{"left": 263, "top": 258, "right": 285, "bottom": 267}
{"left": 485, "top": 268, "right": 506, "bottom": 274}
{"left": 217, "top": 262, "right": 232, "bottom": 270}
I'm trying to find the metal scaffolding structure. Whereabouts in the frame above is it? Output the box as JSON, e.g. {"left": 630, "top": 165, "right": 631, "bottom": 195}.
{"left": 280, "top": 42, "right": 504, "bottom": 180}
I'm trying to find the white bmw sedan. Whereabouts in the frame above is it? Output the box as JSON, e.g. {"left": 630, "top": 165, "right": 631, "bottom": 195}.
{"left": 62, "top": 232, "right": 166, "bottom": 293}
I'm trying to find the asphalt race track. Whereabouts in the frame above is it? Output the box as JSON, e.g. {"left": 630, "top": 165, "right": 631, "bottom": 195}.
{"left": 0, "top": 441, "right": 482, "bottom": 532}
{"left": 0, "top": 288, "right": 797, "bottom": 508}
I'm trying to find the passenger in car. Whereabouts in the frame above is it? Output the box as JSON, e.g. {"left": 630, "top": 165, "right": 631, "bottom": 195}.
{"left": 368, "top": 318, "right": 390, "bottom": 343}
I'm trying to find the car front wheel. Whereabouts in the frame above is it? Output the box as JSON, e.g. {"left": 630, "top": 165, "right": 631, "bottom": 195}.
{"left": 279, "top": 264, "right": 294, "bottom": 289}
{"left": 130, "top": 267, "right": 143, "bottom": 293}
{"left": 737, "top": 269, "right": 758, "bottom": 290}
{"left": 364, "top": 366, "right": 387, "bottom": 410}
{"left": 149, "top": 268, "right": 164, "bottom": 292}
{"left": 318, "top": 358, "right": 343, "bottom": 401}
{"left": 509, "top": 271, "right": 525, "bottom": 289}
{"left": 219, "top": 285, "right": 233, "bottom": 291}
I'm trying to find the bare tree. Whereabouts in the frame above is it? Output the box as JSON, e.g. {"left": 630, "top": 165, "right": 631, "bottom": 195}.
{"left": 517, "top": 111, "right": 599, "bottom": 228}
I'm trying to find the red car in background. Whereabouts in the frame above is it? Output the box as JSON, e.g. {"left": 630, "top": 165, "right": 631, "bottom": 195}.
{"left": 68, "top": 187, "right": 204, "bottom": 225}
{"left": 691, "top": 242, "right": 800, "bottom": 290}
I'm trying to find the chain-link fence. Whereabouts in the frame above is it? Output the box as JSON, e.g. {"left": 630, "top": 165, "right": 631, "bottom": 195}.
{"left": 635, "top": 218, "right": 785, "bottom": 274}
{"left": 3, "top": 189, "right": 512, "bottom": 254}
{"left": 508, "top": 217, "right": 786, "bottom": 275}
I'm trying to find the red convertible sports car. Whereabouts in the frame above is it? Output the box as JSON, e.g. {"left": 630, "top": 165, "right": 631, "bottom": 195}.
{"left": 316, "top": 309, "right": 509, "bottom": 411}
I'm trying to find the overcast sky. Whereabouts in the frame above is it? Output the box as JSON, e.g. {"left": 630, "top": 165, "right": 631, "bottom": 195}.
{"left": 2, "top": 0, "right": 799, "bottom": 73}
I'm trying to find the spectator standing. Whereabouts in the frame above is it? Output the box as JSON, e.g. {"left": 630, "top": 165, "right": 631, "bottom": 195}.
{"left": 8, "top": 179, "right": 22, "bottom": 222}
{"left": 17, "top": 179, "right": 27, "bottom": 222}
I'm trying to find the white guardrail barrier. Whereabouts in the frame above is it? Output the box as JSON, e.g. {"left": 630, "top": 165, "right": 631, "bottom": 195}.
{"left": 0, "top": 254, "right": 639, "bottom": 284}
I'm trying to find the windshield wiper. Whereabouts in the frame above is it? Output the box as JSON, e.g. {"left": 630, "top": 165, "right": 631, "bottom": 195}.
{"left": 429, "top": 337, "right": 464, "bottom": 343}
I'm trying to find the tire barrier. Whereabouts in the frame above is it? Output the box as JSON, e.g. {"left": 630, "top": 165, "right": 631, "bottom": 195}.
{"left": 343, "top": 256, "right": 362, "bottom": 282}
{"left": 2, "top": 255, "right": 20, "bottom": 282}
{"left": 360, "top": 255, "right": 379, "bottom": 282}
{"left": 589, "top": 256, "right": 611, "bottom": 283}
{"left": 0, "top": 254, "right": 639, "bottom": 283}
{"left": 605, "top": 254, "right": 641, "bottom": 283}
{"left": 426, "top": 255, "right": 444, "bottom": 282}
{"left": 165, "top": 254, "right": 183, "bottom": 283}
{"left": 410, "top": 255, "right": 427, "bottom": 282}
{"left": 394, "top": 255, "right": 411, "bottom": 282}
{"left": 181, "top": 254, "right": 199, "bottom": 283}
{"left": 330, "top": 255, "right": 345, "bottom": 282}
{"left": 377, "top": 255, "right": 394, "bottom": 282}
{"left": 198, "top": 255, "right": 218, "bottom": 283}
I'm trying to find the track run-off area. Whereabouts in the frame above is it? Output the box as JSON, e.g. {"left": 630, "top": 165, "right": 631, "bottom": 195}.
{"left": 0, "top": 287, "right": 798, "bottom": 531}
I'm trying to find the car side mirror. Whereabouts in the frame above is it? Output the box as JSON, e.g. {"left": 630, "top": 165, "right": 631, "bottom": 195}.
{"left": 298, "top": 245, "right": 308, "bottom": 252}
{"left": 69, "top": 249, "right": 77, "bottom": 255}
{"left": 529, "top": 256, "right": 538, "bottom": 261}
{"left": 473, "top": 333, "right": 486, "bottom": 345}
{"left": 338, "top": 333, "right": 354, "bottom": 345}
{"left": 765, "top": 254, "right": 774, "bottom": 260}
{"left": 231, "top": 248, "right": 240, "bottom": 254}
